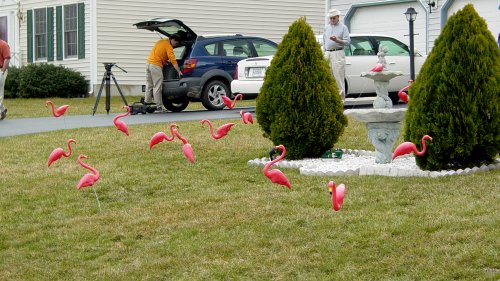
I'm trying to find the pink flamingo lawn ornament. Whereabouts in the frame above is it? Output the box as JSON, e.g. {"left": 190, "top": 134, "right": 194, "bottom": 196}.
{"left": 113, "top": 106, "right": 131, "bottom": 136}
{"left": 172, "top": 127, "right": 195, "bottom": 164}
{"left": 45, "top": 100, "right": 70, "bottom": 117}
{"left": 263, "top": 144, "right": 291, "bottom": 189}
{"left": 47, "top": 139, "right": 76, "bottom": 167}
{"left": 221, "top": 94, "right": 243, "bottom": 109}
{"left": 369, "top": 63, "right": 384, "bottom": 72}
{"left": 240, "top": 110, "right": 253, "bottom": 124}
{"left": 398, "top": 80, "right": 413, "bottom": 104}
{"left": 76, "top": 154, "right": 101, "bottom": 211}
{"left": 328, "top": 181, "right": 346, "bottom": 211}
{"left": 392, "top": 134, "right": 433, "bottom": 161}
{"left": 200, "top": 119, "right": 235, "bottom": 140}
{"left": 149, "top": 123, "right": 177, "bottom": 150}
{"left": 149, "top": 124, "right": 195, "bottom": 163}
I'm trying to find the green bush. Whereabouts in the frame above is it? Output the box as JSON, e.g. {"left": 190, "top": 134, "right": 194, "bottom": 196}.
{"left": 4, "top": 66, "right": 22, "bottom": 98}
{"left": 18, "top": 63, "right": 88, "bottom": 98}
{"left": 256, "top": 17, "right": 347, "bottom": 160}
{"left": 404, "top": 4, "right": 500, "bottom": 170}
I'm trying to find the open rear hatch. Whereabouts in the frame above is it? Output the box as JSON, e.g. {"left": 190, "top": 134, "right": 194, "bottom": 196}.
{"left": 134, "top": 18, "right": 197, "bottom": 45}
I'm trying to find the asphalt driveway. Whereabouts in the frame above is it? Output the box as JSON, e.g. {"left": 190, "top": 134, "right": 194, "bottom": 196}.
{"left": 0, "top": 107, "right": 254, "bottom": 138}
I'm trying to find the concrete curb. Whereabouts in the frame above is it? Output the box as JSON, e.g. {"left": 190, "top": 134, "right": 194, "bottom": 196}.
{"left": 247, "top": 149, "right": 500, "bottom": 177}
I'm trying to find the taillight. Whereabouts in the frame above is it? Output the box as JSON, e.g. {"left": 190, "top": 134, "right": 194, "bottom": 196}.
{"left": 233, "top": 64, "right": 238, "bottom": 80}
{"left": 182, "top": 58, "right": 198, "bottom": 75}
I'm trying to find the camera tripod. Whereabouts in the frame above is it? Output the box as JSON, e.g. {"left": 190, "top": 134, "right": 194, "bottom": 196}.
{"left": 92, "top": 63, "right": 129, "bottom": 115}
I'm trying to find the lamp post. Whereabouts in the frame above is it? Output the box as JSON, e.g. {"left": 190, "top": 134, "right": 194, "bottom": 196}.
{"left": 404, "top": 7, "right": 418, "bottom": 81}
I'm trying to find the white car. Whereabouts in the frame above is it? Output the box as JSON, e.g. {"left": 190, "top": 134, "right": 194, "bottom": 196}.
{"left": 231, "top": 34, "right": 426, "bottom": 104}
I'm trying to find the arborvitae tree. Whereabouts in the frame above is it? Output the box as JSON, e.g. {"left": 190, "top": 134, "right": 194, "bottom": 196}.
{"left": 256, "top": 17, "right": 347, "bottom": 160}
{"left": 404, "top": 4, "right": 499, "bottom": 170}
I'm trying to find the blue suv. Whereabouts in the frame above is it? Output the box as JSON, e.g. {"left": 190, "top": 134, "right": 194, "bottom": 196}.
{"left": 135, "top": 19, "right": 278, "bottom": 112}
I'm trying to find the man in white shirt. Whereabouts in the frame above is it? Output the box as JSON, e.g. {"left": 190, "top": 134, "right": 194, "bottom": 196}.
{"left": 323, "top": 8, "right": 350, "bottom": 100}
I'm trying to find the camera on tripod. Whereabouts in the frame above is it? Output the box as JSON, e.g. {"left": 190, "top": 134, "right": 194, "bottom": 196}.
{"left": 92, "top": 63, "right": 129, "bottom": 115}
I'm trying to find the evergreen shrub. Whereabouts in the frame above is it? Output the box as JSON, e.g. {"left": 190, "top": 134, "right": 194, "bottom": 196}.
{"left": 18, "top": 63, "right": 88, "bottom": 98}
{"left": 256, "top": 17, "right": 347, "bottom": 159}
{"left": 4, "top": 66, "right": 21, "bottom": 98}
{"left": 404, "top": 4, "right": 499, "bottom": 170}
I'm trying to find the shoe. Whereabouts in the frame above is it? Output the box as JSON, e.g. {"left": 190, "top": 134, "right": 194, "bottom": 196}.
{"left": 155, "top": 105, "right": 167, "bottom": 113}
{"left": 0, "top": 108, "right": 7, "bottom": 120}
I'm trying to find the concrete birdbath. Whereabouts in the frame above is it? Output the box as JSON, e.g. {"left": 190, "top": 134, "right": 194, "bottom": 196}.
{"left": 343, "top": 45, "right": 406, "bottom": 164}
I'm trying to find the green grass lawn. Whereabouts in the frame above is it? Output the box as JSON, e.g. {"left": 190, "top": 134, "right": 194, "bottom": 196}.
{"left": 0, "top": 97, "right": 499, "bottom": 280}
{"left": 2, "top": 96, "right": 257, "bottom": 119}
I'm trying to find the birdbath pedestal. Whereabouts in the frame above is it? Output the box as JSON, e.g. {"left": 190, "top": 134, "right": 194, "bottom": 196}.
{"left": 344, "top": 108, "right": 407, "bottom": 163}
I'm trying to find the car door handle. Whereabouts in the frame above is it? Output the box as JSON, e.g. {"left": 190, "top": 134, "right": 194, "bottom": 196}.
{"left": 224, "top": 61, "right": 236, "bottom": 65}
{"left": 388, "top": 61, "right": 396, "bottom": 64}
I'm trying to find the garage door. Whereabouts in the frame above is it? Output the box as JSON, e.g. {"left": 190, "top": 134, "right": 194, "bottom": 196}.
{"left": 349, "top": 2, "right": 427, "bottom": 54}
{"left": 447, "top": 0, "right": 500, "bottom": 39}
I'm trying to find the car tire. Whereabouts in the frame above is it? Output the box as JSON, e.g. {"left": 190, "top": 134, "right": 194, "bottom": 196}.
{"left": 201, "top": 80, "right": 229, "bottom": 110}
{"left": 163, "top": 98, "right": 189, "bottom": 112}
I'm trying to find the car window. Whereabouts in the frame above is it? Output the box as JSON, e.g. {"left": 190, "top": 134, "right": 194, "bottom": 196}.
{"left": 202, "top": 43, "right": 219, "bottom": 56}
{"left": 174, "top": 46, "right": 186, "bottom": 59}
{"left": 346, "top": 36, "right": 375, "bottom": 56}
{"left": 374, "top": 37, "right": 409, "bottom": 56}
{"left": 251, "top": 39, "right": 277, "bottom": 56}
{"left": 222, "top": 40, "right": 251, "bottom": 57}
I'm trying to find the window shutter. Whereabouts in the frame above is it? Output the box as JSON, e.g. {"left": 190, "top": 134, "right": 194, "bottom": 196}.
{"left": 47, "top": 7, "right": 54, "bottom": 61}
{"left": 77, "top": 2, "right": 85, "bottom": 59}
{"left": 27, "top": 10, "right": 33, "bottom": 63}
{"left": 56, "top": 6, "right": 63, "bottom": 60}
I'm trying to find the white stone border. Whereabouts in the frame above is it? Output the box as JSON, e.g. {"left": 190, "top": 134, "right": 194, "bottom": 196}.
{"left": 247, "top": 149, "right": 500, "bottom": 177}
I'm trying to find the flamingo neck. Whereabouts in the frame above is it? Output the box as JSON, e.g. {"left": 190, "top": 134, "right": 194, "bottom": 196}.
{"left": 47, "top": 102, "right": 56, "bottom": 114}
{"left": 64, "top": 140, "right": 74, "bottom": 157}
{"left": 230, "top": 94, "right": 242, "bottom": 107}
{"left": 113, "top": 111, "right": 129, "bottom": 122}
{"left": 173, "top": 129, "right": 188, "bottom": 144}
{"left": 415, "top": 137, "right": 428, "bottom": 156}
{"left": 202, "top": 120, "right": 218, "bottom": 138}
{"left": 263, "top": 148, "right": 285, "bottom": 174}
{"left": 163, "top": 125, "right": 176, "bottom": 142}
{"left": 78, "top": 159, "right": 99, "bottom": 178}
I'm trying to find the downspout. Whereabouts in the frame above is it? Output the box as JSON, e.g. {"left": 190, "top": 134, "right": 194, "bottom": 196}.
{"left": 89, "top": 0, "right": 97, "bottom": 96}
{"left": 419, "top": 0, "right": 430, "bottom": 54}
{"left": 440, "top": 0, "right": 453, "bottom": 29}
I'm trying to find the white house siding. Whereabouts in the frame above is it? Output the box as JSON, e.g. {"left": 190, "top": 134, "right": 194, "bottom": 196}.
{"left": 94, "top": 0, "right": 324, "bottom": 95}
{"left": 446, "top": 0, "right": 500, "bottom": 40}
{"left": 330, "top": 0, "right": 500, "bottom": 54}
{"left": 0, "top": 0, "right": 21, "bottom": 66}
{"left": 16, "top": 0, "right": 91, "bottom": 92}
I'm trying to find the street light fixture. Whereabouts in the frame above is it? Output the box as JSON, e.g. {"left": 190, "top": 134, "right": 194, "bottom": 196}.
{"left": 404, "top": 7, "right": 418, "bottom": 81}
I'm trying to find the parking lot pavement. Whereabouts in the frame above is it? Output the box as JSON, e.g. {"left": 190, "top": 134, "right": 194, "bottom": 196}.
{"left": 0, "top": 107, "right": 254, "bottom": 138}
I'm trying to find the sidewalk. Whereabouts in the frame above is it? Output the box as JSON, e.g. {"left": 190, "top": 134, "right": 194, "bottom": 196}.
{"left": 0, "top": 107, "right": 253, "bottom": 138}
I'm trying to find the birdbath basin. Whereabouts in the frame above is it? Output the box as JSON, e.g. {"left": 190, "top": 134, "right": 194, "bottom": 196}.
{"left": 360, "top": 71, "right": 403, "bottom": 109}
{"left": 344, "top": 108, "right": 407, "bottom": 164}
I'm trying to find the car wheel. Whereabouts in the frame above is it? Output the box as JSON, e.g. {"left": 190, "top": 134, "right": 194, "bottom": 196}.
{"left": 201, "top": 80, "right": 229, "bottom": 110}
{"left": 163, "top": 98, "right": 189, "bottom": 112}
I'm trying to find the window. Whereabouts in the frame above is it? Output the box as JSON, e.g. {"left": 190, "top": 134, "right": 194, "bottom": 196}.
{"left": 0, "top": 17, "right": 7, "bottom": 42}
{"left": 347, "top": 36, "right": 374, "bottom": 56}
{"left": 34, "top": 8, "right": 47, "bottom": 60}
{"left": 251, "top": 39, "right": 277, "bottom": 57}
{"left": 203, "top": 43, "right": 218, "bottom": 56}
{"left": 222, "top": 40, "right": 250, "bottom": 57}
{"left": 64, "top": 4, "right": 77, "bottom": 58}
{"left": 374, "top": 37, "right": 409, "bottom": 56}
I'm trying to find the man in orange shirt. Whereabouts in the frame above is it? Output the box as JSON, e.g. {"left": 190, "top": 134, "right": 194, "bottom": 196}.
{"left": 145, "top": 34, "right": 182, "bottom": 112}
{"left": 0, "top": 31, "right": 11, "bottom": 120}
